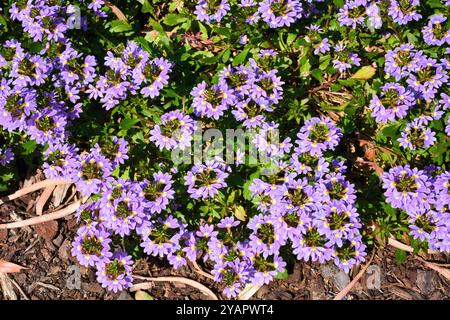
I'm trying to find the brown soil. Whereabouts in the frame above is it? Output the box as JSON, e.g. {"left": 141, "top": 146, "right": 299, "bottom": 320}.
{"left": 0, "top": 178, "right": 449, "bottom": 300}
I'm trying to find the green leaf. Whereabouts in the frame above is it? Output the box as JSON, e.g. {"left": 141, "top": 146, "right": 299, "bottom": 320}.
{"left": 137, "top": 0, "right": 152, "bottom": 13}
{"left": 222, "top": 48, "right": 231, "bottom": 63}
{"left": 350, "top": 66, "right": 377, "bottom": 80}
{"left": 275, "top": 269, "right": 289, "bottom": 280}
{"left": 381, "top": 123, "right": 401, "bottom": 138}
{"left": 21, "top": 140, "right": 37, "bottom": 155}
{"left": 311, "top": 69, "right": 323, "bottom": 82}
{"left": 120, "top": 118, "right": 140, "bottom": 131}
{"left": 232, "top": 48, "right": 249, "bottom": 66}
{"left": 109, "top": 20, "right": 132, "bottom": 33}
{"left": 163, "top": 13, "right": 188, "bottom": 26}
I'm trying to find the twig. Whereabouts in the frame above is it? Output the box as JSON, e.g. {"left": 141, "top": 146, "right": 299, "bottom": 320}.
{"left": 11, "top": 278, "right": 29, "bottom": 300}
{"left": 0, "top": 179, "right": 70, "bottom": 206}
{"left": 131, "top": 275, "right": 218, "bottom": 300}
{"left": 35, "top": 282, "right": 60, "bottom": 291}
{"left": 333, "top": 251, "right": 376, "bottom": 300}
{"left": 388, "top": 237, "right": 439, "bottom": 255}
{"left": 191, "top": 261, "right": 214, "bottom": 280}
{"left": 237, "top": 283, "right": 263, "bottom": 300}
{"left": 0, "top": 272, "right": 18, "bottom": 300}
{"left": 415, "top": 256, "right": 450, "bottom": 282}
{"left": 35, "top": 185, "right": 56, "bottom": 216}
{"left": 0, "top": 200, "right": 81, "bottom": 230}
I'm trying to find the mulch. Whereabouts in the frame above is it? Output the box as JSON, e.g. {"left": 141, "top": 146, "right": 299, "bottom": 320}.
{"left": 0, "top": 179, "right": 449, "bottom": 300}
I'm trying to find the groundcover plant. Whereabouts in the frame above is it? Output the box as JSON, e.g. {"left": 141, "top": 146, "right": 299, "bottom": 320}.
{"left": 0, "top": 0, "right": 449, "bottom": 299}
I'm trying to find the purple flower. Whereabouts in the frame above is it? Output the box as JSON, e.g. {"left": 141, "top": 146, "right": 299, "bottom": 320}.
{"left": 102, "top": 196, "right": 145, "bottom": 237}
{"left": 408, "top": 210, "right": 445, "bottom": 243}
{"left": 398, "top": 120, "right": 436, "bottom": 151}
{"left": 382, "top": 165, "right": 432, "bottom": 212}
{"left": 191, "top": 81, "right": 233, "bottom": 119}
{"left": 318, "top": 173, "right": 357, "bottom": 205}
{"left": 138, "top": 172, "right": 175, "bottom": 213}
{"left": 140, "top": 58, "right": 172, "bottom": 98}
{"left": 217, "top": 216, "right": 241, "bottom": 229}
{"left": 332, "top": 236, "right": 367, "bottom": 273}
{"left": 96, "top": 251, "right": 133, "bottom": 293}
{"left": 72, "top": 151, "right": 113, "bottom": 197}
{"left": 194, "top": 0, "right": 230, "bottom": 25}
{"left": 93, "top": 136, "right": 129, "bottom": 167}
{"left": 369, "top": 83, "right": 415, "bottom": 124}
{"left": 314, "top": 200, "right": 362, "bottom": 247}
{"left": 248, "top": 214, "right": 287, "bottom": 257}
{"left": 406, "top": 56, "right": 448, "bottom": 100}
{"left": 43, "top": 143, "right": 78, "bottom": 179}
{"left": 388, "top": 0, "right": 421, "bottom": 26}
{"left": 219, "top": 65, "right": 255, "bottom": 101}
{"left": 337, "top": 0, "right": 368, "bottom": 29}
{"left": 439, "top": 92, "right": 450, "bottom": 110}
{"left": 257, "top": 0, "right": 303, "bottom": 28}
{"left": 150, "top": 110, "right": 194, "bottom": 150}
{"left": 422, "top": 14, "right": 450, "bottom": 46}
{"left": 292, "top": 222, "right": 334, "bottom": 263}
{"left": 239, "top": 35, "right": 249, "bottom": 45}
{"left": 139, "top": 216, "right": 185, "bottom": 258}
{"left": 26, "top": 109, "right": 67, "bottom": 145}
{"left": 71, "top": 227, "right": 112, "bottom": 267}
{"left": 184, "top": 160, "right": 229, "bottom": 200}
{"left": 384, "top": 44, "right": 423, "bottom": 81}
{"left": 0, "top": 148, "right": 14, "bottom": 166}
{"left": 314, "top": 38, "right": 330, "bottom": 55}
{"left": 295, "top": 117, "right": 342, "bottom": 156}
{"left": 250, "top": 254, "right": 285, "bottom": 286}
{"left": 332, "top": 43, "right": 361, "bottom": 72}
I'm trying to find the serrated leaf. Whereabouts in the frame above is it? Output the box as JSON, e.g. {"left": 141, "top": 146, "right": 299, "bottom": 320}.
{"left": 350, "top": 66, "right": 377, "bottom": 80}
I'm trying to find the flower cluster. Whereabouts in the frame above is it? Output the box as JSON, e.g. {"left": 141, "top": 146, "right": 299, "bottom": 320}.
{"left": 5, "top": 0, "right": 449, "bottom": 301}
{"left": 9, "top": 0, "right": 107, "bottom": 43}
{"left": 336, "top": 3, "right": 450, "bottom": 152}
{"left": 195, "top": 0, "right": 310, "bottom": 28}
{"left": 382, "top": 166, "right": 450, "bottom": 252}
{"left": 94, "top": 42, "right": 172, "bottom": 110}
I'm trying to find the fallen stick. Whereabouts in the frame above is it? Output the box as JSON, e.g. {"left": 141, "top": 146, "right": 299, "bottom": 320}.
{"left": 415, "top": 256, "right": 450, "bottom": 282}
{"left": 0, "top": 200, "right": 81, "bottom": 230}
{"left": 388, "top": 237, "right": 439, "bottom": 254}
{"left": 0, "top": 179, "right": 71, "bottom": 206}
{"left": 35, "top": 185, "right": 56, "bottom": 216}
{"left": 333, "top": 251, "right": 376, "bottom": 300}
{"left": 131, "top": 275, "right": 218, "bottom": 300}
{"left": 192, "top": 260, "right": 214, "bottom": 280}
{"left": 238, "top": 283, "right": 263, "bottom": 300}
{"left": 11, "top": 278, "right": 29, "bottom": 300}
{"left": 0, "top": 272, "right": 17, "bottom": 300}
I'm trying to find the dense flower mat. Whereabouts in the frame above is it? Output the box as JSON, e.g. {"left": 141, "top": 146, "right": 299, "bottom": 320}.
{"left": 0, "top": 0, "right": 449, "bottom": 298}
